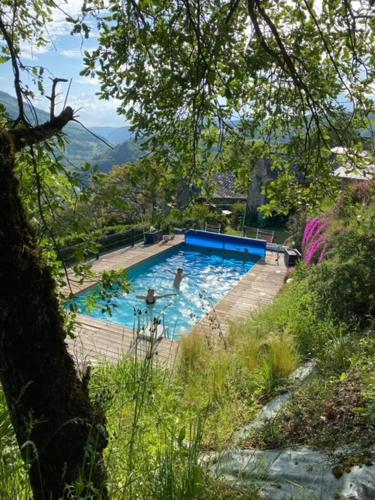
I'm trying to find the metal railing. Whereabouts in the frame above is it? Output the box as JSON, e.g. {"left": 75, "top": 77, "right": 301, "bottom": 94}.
{"left": 59, "top": 229, "right": 145, "bottom": 265}
{"left": 243, "top": 225, "right": 289, "bottom": 245}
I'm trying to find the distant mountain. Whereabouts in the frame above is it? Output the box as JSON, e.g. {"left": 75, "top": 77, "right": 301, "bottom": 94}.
{"left": 90, "top": 126, "right": 133, "bottom": 145}
{"left": 92, "top": 139, "right": 142, "bottom": 172}
{"left": 0, "top": 90, "right": 27, "bottom": 120}
{"left": 0, "top": 91, "right": 108, "bottom": 167}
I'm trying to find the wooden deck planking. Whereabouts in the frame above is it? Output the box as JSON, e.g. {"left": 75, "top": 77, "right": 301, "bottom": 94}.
{"left": 67, "top": 238, "right": 286, "bottom": 367}
{"left": 189, "top": 252, "right": 285, "bottom": 341}
{"left": 68, "top": 315, "right": 179, "bottom": 368}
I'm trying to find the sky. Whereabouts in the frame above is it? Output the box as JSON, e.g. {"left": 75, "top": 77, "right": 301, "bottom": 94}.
{"left": 0, "top": 0, "right": 124, "bottom": 127}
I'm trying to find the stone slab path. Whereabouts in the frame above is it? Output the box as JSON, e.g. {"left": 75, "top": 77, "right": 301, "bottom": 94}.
{"left": 211, "top": 447, "right": 375, "bottom": 500}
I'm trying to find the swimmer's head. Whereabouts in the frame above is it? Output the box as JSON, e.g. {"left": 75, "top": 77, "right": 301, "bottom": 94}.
{"left": 147, "top": 288, "right": 155, "bottom": 295}
{"left": 177, "top": 268, "right": 183, "bottom": 274}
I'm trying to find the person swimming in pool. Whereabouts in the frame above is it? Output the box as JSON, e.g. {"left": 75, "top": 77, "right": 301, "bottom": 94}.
{"left": 136, "top": 288, "right": 176, "bottom": 305}
{"left": 167, "top": 268, "right": 189, "bottom": 288}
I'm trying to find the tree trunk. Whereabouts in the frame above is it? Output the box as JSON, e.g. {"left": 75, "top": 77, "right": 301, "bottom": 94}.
{"left": 0, "top": 123, "right": 108, "bottom": 498}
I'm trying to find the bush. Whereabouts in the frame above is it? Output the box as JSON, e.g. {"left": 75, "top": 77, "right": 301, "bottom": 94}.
{"left": 335, "top": 180, "right": 375, "bottom": 217}
{"left": 87, "top": 359, "right": 212, "bottom": 499}
{"left": 178, "top": 334, "right": 211, "bottom": 381}
{"left": 57, "top": 223, "right": 149, "bottom": 248}
{"left": 302, "top": 217, "right": 330, "bottom": 264}
{"left": 162, "top": 204, "right": 227, "bottom": 231}
{"left": 177, "top": 298, "right": 300, "bottom": 420}
{"left": 306, "top": 206, "right": 375, "bottom": 323}
{"left": 230, "top": 202, "right": 246, "bottom": 230}
{"left": 350, "top": 180, "right": 375, "bottom": 204}
{"left": 286, "top": 210, "right": 307, "bottom": 250}
{"left": 308, "top": 257, "right": 375, "bottom": 323}
{"left": 0, "top": 390, "right": 30, "bottom": 498}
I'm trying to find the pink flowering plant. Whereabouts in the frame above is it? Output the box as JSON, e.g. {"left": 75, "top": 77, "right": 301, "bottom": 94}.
{"left": 302, "top": 217, "right": 330, "bottom": 265}
{"left": 306, "top": 204, "right": 375, "bottom": 323}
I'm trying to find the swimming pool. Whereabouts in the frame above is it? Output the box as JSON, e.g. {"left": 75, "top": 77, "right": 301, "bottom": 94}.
{"left": 71, "top": 243, "right": 259, "bottom": 339}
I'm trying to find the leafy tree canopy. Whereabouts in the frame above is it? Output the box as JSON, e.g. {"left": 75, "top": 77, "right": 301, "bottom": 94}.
{"left": 78, "top": 0, "right": 374, "bottom": 213}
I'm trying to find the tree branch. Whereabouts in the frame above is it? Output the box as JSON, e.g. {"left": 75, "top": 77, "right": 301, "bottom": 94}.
{"left": 247, "top": 0, "right": 342, "bottom": 147}
{"left": 47, "top": 77, "right": 69, "bottom": 120}
{"left": 10, "top": 107, "right": 75, "bottom": 152}
{"left": 0, "top": 14, "right": 25, "bottom": 125}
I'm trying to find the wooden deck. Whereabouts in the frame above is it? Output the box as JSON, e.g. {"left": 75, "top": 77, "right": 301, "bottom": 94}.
{"left": 67, "top": 237, "right": 286, "bottom": 368}
{"left": 69, "top": 315, "right": 179, "bottom": 369}
{"left": 189, "top": 252, "right": 286, "bottom": 345}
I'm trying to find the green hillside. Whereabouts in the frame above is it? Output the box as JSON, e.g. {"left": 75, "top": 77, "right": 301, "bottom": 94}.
{"left": 0, "top": 90, "right": 26, "bottom": 119}
{"left": 0, "top": 91, "right": 108, "bottom": 167}
{"left": 91, "top": 138, "right": 142, "bottom": 171}
{"left": 90, "top": 126, "right": 133, "bottom": 145}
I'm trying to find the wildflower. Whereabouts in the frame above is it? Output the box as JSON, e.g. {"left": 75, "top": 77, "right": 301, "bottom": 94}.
{"left": 302, "top": 217, "right": 331, "bottom": 265}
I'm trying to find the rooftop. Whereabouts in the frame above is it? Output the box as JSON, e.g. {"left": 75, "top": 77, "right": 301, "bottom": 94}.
{"left": 334, "top": 165, "right": 375, "bottom": 181}
{"left": 331, "top": 147, "right": 375, "bottom": 181}
{"left": 213, "top": 172, "right": 247, "bottom": 199}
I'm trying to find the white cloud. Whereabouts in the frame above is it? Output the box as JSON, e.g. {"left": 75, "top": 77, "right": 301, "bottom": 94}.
{"left": 75, "top": 76, "right": 100, "bottom": 86}
{"left": 20, "top": 42, "right": 53, "bottom": 61}
{"left": 63, "top": 92, "right": 126, "bottom": 127}
{"left": 26, "top": 90, "right": 124, "bottom": 127}
{"left": 61, "top": 49, "right": 84, "bottom": 58}
{"left": 48, "top": 0, "right": 100, "bottom": 39}
{"left": 17, "top": 1, "right": 84, "bottom": 60}
{"left": 49, "top": 0, "right": 86, "bottom": 36}
{"left": 19, "top": 0, "right": 97, "bottom": 60}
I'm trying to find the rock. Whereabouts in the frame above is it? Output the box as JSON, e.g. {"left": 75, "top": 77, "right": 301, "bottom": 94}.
{"left": 211, "top": 447, "right": 375, "bottom": 499}
{"left": 236, "top": 360, "right": 317, "bottom": 443}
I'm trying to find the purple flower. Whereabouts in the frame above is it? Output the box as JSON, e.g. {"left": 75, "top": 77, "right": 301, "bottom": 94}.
{"left": 302, "top": 214, "right": 341, "bottom": 265}
{"left": 302, "top": 218, "right": 327, "bottom": 251}
{"left": 318, "top": 243, "right": 329, "bottom": 264}
{"left": 305, "top": 234, "right": 328, "bottom": 265}
{"left": 302, "top": 218, "right": 319, "bottom": 249}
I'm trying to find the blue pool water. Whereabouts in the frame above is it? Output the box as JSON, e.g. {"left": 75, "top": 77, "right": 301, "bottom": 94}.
{"left": 72, "top": 244, "right": 259, "bottom": 339}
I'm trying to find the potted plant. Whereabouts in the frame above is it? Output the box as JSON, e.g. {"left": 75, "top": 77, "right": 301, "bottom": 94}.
{"left": 144, "top": 226, "right": 163, "bottom": 244}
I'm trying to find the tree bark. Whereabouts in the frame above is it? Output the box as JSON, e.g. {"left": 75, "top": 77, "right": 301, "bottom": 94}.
{"left": 0, "top": 114, "right": 108, "bottom": 499}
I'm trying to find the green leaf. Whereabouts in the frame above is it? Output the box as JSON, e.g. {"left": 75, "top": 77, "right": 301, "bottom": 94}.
{"left": 177, "top": 426, "right": 185, "bottom": 447}
{"left": 339, "top": 372, "right": 348, "bottom": 383}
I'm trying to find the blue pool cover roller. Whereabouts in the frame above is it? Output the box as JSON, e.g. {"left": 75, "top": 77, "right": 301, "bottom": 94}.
{"left": 185, "top": 230, "right": 266, "bottom": 259}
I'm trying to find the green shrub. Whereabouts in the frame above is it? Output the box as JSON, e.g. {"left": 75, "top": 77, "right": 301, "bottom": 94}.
{"left": 162, "top": 204, "right": 227, "bottom": 231}
{"left": 336, "top": 180, "right": 375, "bottom": 217}
{"left": 306, "top": 207, "right": 375, "bottom": 323}
{"left": 176, "top": 298, "right": 300, "bottom": 438}
{"left": 230, "top": 202, "right": 246, "bottom": 230}
{"left": 286, "top": 210, "right": 307, "bottom": 250}
{"left": 307, "top": 258, "right": 374, "bottom": 323}
{"left": 319, "top": 328, "right": 357, "bottom": 374}
{"left": 178, "top": 334, "right": 211, "bottom": 381}
{"left": 57, "top": 223, "right": 149, "bottom": 248}
{"left": 88, "top": 358, "right": 219, "bottom": 499}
